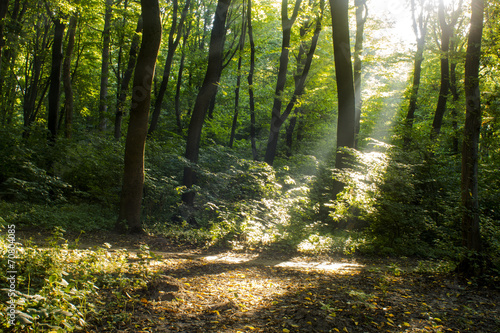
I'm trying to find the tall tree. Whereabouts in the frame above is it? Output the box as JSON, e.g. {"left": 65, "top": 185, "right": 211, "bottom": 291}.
{"left": 98, "top": 0, "right": 112, "bottom": 131}
{"left": 459, "top": 0, "right": 483, "bottom": 272}
{"left": 0, "top": 0, "right": 8, "bottom": 64}
{"left": 330, "top": 0, "right": 355, "bottom": 170}
{"left": 246, "top": 0, "right": 257, "bottom": 160}
{"left": 117, "top": 0, "right": 162, "bottom": 234}
{"left": 114, "top": 16, "right": 143, "bottom": 140}
{"left": 63, "top": 15, "right": 78, "bottom": 138}
{"left": 353, "top": 0, "right": 367, "bottom": 148}
{"left": 173, "top": 24, "right": 191, "bottom": 133}
{"left": 148, "top": 0, "right": 191, "bottom": 135}
{"left": 22, "top": 11, "right": 50, "bottom": 134}
{"left": 229, "top": 1, "right": 247, "bottom": 148}
{"left": 47, "top": 15, "right": 65, "bottom": 141}
{"left": 263, "top": 0, "right": 303, "bottom": 165}
{"left": 404, "top": 0, "right": 428, "bottom": 148}
{"left": 182, "top": 0, "right": 231, "bottom": 208}
{"left": 431, "top": 0, "right": 463, "bottom": 139}
{"left": 280, "top": 0, "right": 324, "bottom": 159}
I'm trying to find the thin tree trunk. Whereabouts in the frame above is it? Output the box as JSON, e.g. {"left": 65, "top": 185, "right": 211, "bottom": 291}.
{"left": 460, "top": 0, "right": 483, "bottom": 267}
{"left": 449, "top": 60, "right": 460, "bottom": 154}
{"left": 404, "top": 0, "right": 428, "bottom": 148}
{"left": 117, "top": 0, "right": 162, "bottom": 234}
{"left": 247, "top": 0, "right": 257, "bottom": 160}
{"left": 23, "top": 16, "right": 49, "bottom": 133}
{"left": 115, "top": 16, "right": 143, "bottom": 140}
{"left": 63, "top": 15, "right": 77, "bottom": 139}
{"left": 285, "top": 114, "right": 298, "bottom": 156}
{"left": 98, "top": 0, "right": 112, "bottom": 131}
{"left": 431, "top": 0, "right": 451, "bottom": 139}
{"left": 353, "top": 0, "right": 367, "bottom": 148}
{"left": 148, "top": 0, "right": 190, "bottom": 135}
{"left": 0, "top": 0, "right": 8, "bottom": 66}
{"left": 182, "top": 0, "right": 231, "bottom": 208}
{"left": 229, "top": 2, "right": 247, "bottom": 148}
{"left": 47, "top": 19, "right": 65, "bottom": 141}
{"left": 174, "top": 28, "right": 189, "bottom": 133}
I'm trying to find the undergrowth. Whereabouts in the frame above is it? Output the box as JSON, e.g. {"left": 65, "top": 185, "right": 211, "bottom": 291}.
{"left": 0, "top": 227, "right": 161, "bottom": 332}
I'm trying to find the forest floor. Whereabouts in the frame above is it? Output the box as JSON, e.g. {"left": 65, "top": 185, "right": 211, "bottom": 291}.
{"left": 18, "top": 231, "right": 500, "bottom": 333}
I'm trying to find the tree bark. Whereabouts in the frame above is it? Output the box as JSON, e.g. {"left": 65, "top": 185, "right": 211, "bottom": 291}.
{"left": 182, "top": 0, "right": 231, "bottom": 208}
{"left": 353, "top": 0, "right": 367, "bottom": 148}
{"left": 431, "top": 0, "right": 451, "bottom": 139}
{"left": 229, "top": 2, "right": 247, "bottom": 148}
{"left": 330, "top": 0, "right": 355, "bottom": 170}
{"left": 117, "top": 0, "right": 162, "bottom": 234}
{"left": 0, "top": 0, "right": 8, "bottom": 65}
{"left": 174, "top": 27, "right": 190, "bottom": 133}
{"left": 404, "top": 0, "right": 428, "bottom": 148}
{"left": 148, "top": 0, "right": 191, "bottom": 135}
{"left": 460, "top": 0, "right": 483, "bottom": 261}
{"left": 263, "top": 0, "right": 302, "bottom": 166}
{"left": 247, "top": 0, "right": 258, "bottom": 160}
{"left": 63, "top": 15, "right": 77, "bottom": 139}
{"left": 98, "top": 0, "right": 113, "bottom": 131}
{"left": 115, "top": 16, "right": 143, "bottom": 140}
{"left": 47, "top": 19, "right": 65, "bottom": 141}
{"left": 23, "top": 15, "right": 50, "bottom": 134}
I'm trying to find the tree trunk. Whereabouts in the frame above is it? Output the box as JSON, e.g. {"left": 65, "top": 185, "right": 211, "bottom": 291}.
{"left": 460, "top": 0, "right": 483, "bottom": 271}
{"left": 115, "top": 16, "right": 143, "bottom": 140}
{"left": 431, "top": 0, "right": 451, "bottom": 139}
{"left": 264, "top": 0, "right": 303, "bottom": 166}
{"left": 0, "top": 0, "right": 8, "bottom": 65}
{"left": 229, "top": 2, "right": 247, "bottom": 148}
{"left": 117, "top": 0, "right": 162, "bottom": 234}
{"left": 23, "top": 16, "right": 50, "bottom": 134}
{"left": 247, "top": 0, "right": 258, "bottom": 161}
{"left": 63, "top": 16, "right": 77, "bottom": 139}
{"left": 98, "top": 0, "right": 112, "bottom": 131}
{"left": 182, "top": 0, "right": 231, "bottom": 208}
{"left": 148, "top": 0, "right": 191, "bottom": 135}
{"left": 47, "top": 19, "right": 65, "bottom": 141}
{"left": 353, "top": 0, "right": 367, "bottom": 148}
{"left": 174, "top": 27, "right": 190, "bottom": 133}
{"left": 404, "top": 0, "right": 428, "bottom": 148}
{"left": 285, "top": 114, "right": 298, "bottom": 156}
{"left": 449, "top": 60, "right": 460, "bottom": 154}
{"left": 330, "top": 0, "right": 355, "bottom": 170}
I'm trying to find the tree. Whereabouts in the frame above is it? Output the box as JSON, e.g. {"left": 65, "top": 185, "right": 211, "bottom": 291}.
{"left": 22, "top": 10, "right": 50, "bottom": 135}
{"left": 0, "top": 0, "right": 8, "bottom": 64}
{"left": 431, "top": 0, "right": 463, "bottom": 139}
{"left": 263, "top": 0, "right": 302, "bottom": 166}
{"left": 329, "top": 0, "right": 355, "bottom": 170}
{"left": 285, "top": 0, "right": 326, "bottom": 156}
{"left": 246, "top": 0, "right": 257, "bottom": 160}
{"left": 182, "top": 0, "right": 231, "bottom": 208}
{"left": 98, "top": 0, "right": 112, "bottom": 131}
{"left": 47, "top": 14, "right": 65, "bottom": 141}
{"left": 114, "top": 16, "right": 143, "bottom": 140}
{"left": 117, "top": 0, "right": 162, "bottom": 234}
{"left": 353, "top": 0, "right": 367, "bottom": 148}
{"left": 228, "top": 1, "right": 247, "bottom": 148}
{"left": 148, "top": 0, "right": 191, "bottom": 135}
{"left": 63, "top": 15, "right": 78, "bottom": 138}
{"left": 459, "top": 0, "right": 483, "bottom": 273}
{"left": 404, "top": 0, "right": 428, "bottom": 148}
